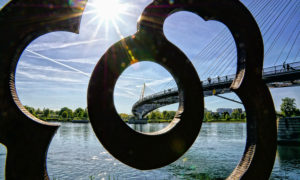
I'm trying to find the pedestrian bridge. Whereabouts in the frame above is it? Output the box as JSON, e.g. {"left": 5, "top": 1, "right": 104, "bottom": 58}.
{"left": 132, "top": 61, "right": 300, "bottom": 119}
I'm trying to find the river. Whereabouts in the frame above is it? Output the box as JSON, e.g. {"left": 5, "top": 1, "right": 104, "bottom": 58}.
{"left": 0, "top": 122, "right": 299, "bottom": 179}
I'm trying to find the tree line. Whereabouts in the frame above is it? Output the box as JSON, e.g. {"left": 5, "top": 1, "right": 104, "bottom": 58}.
{"left": 120, "top": 109, "right": 246, "bottom": 122}
{"left": 204, "top": 109, "right": 246, "bottom": 122}
{"left": 147, "top": 110, "right": 176, "bottom": 120}
{"left": 280, "top": 97, "right": 300, "bottom": 117}
{"left": 23, "top": 97, "right": 299, "bottom": 123}
{"left": 119, "top": 110, "right": 177, "bottom": 122}
{"left": 24, "top": 106, "right": 89, "bottom": 122}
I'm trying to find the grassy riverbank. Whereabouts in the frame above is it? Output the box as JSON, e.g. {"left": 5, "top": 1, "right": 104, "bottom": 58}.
{"left": 44, "top": 118, "right": 245, "bottom": 123}
{"left": 40, "top": 117, "right": 89, "bottom": 122}
{"left": 147, "top": 119, "right": 173, "bottom": 123}
{"left": 124, "top": 119, "right": 246, "bottom": 123}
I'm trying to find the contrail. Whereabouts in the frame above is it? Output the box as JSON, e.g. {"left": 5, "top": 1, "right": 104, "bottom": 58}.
{"left": 25, "top": 49, "right": 90, "bottom": 77}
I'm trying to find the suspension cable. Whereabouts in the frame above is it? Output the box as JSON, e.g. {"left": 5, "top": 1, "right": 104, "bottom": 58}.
{"left": 274, "top": 20, "right": 300, "bottom": 65}
{"left": 284, "top": 31, "right": 300, "bottom": 63}
{"left": 206, "top": 0, "right": 281, "bottom": 78}
{"left": 265, "top": 2, "right": 299, "bottom": 60}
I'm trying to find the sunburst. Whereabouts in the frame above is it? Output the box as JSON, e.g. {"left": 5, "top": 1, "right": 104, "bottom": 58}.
{"left": 90, "top": 0, "right": 128, "bottom": 21}
{"left": 85, "top": 0, "right": 130, "bottom": 38}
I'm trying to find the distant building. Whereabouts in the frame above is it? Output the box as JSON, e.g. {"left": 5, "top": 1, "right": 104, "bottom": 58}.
{"left": 216, "top": 108, "right": 233, "bottom": 115}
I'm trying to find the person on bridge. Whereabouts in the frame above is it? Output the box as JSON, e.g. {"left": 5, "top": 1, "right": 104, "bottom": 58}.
{"left": 208, "top": 77, "right": 211, "bottom": 84}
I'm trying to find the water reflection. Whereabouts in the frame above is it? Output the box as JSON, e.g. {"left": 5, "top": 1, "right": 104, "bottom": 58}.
{"left": 0, "top": 143, "right": 7, "bottom": 179}
{"left": 129, "top": 123, "right": 169, "bottom": 133}
{"left": 173, "top": 123, "right": 246, "bottom": 179}
{"left": 278, "top": 145, "right": 300, "bottom": 161}
{"left": 273, "top": 145, "right": 300, "bottom": 179}
{"left": 0, "top": 123, "right": 299, "bottom": 179}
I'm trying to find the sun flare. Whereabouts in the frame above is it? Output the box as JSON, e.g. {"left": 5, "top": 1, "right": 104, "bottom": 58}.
{"left": 90, "top": 0, "right": 128, "bottom": 21}
{"left": 86, "top": 0, "right": 133, "bottom": 39}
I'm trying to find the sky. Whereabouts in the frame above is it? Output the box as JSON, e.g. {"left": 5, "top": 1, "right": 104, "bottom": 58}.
{"left": 1, "top": 0, "right": 299, "bottom": 114}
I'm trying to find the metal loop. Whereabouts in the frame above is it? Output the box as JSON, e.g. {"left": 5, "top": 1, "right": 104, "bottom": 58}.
{"left": 137, "top": 0, "right": 277, "bottom": 179}
{"left": 0, "top": 0, "right": 277, "bottom": 179}
{"left": 88, "top": 30, "right": 204, "bottom": 169}
{"left": 0, "top": 0, "right": 87, "bottom": 179}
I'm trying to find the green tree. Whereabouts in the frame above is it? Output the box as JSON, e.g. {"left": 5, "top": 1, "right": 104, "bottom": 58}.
{"left": 231, "top": 109, "right": 241, "bottom": 119}
{"left": 162, "top": 111, "right": 168, "bottom": 119}
{"left": 59, "top": 107, "right": 73, "bottom": 118}
{"left": 36, "top": 108, "right": 42, "bottom": 115}
{"left": 149, "top": 111, "right": 156, "bottom": 120}
{"left": 43, "top": 108, "right": 50, "bottom": 118}
{"left": 205, "top": 111, "right": 213, "bottom": 121}
{"left": 120, "top": 113, "right": 129, "bottom": 121}
{"left": 225, "top": 114, "right": 231, "bottom": 121}
{"left": 83, "top": 108, "right": 89, "bottom": 119}
{"left": 24, "top": 106, "right": 36, "bottom": 116}
{"left": 280, "top": 97, "right": 298, "bottom": 117}
{"left": 169, "top": 111, "right": 176, "bottom": 119}
{"left": 155, "top": 110, "right": 162, "bottom": 119}
{"left": 241, "top": 112, "right": 246, "bottom": 120}
{"left": 212, "top": 112, "right": 220, "bottom": 120}
{"left": 74, "top": 108, "right": 84, "bottom": 118}
{"left": 221, "top": 112, "right": 230, "bottom": 120}
{"left": 61, "top": 111, "right": 68, "bottom": 118}
{"left": 148, "top": 110, "right": 160, "bottom": 119}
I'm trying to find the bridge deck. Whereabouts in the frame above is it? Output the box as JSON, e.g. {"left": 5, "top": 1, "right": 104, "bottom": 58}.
{"left": 132, "top": 62, "right": 300, "bottom": 119}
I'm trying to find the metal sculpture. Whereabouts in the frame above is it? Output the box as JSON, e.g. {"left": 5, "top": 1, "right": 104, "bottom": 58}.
{"left": 89, "top": 0, "right": 277, "bottom": 179}
{"left": 0, "top": 0, "right": 87, "bottom": 179}
{"left": 88, "top": 19, "right": 204, "bottom": 169}
{"left": 0, "top": 0, "right": 277, "bottom": 179}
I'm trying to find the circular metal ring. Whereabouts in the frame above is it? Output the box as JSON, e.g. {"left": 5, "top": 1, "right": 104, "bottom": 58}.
{"left": 136, "top": 0, "right": 277, "bottom": 179}
{"left": 88, "top": 30, "right": 204, "bottom": 169}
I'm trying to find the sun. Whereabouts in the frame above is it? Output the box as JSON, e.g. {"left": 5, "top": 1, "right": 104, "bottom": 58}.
{"left": 85, "top": 0, "right": 132, "bottom": 39}
{"left": 89, "top": 0, "right": 128, "bottom": 21}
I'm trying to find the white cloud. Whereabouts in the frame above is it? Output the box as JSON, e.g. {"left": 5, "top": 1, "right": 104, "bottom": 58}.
{"left": 24, "top": 54, "right": 98, "bottom": 65}
{"left": 28, "top": 38, "right": 105, "bottom": 51}
{"left": 16, "top": 86, "right": 85, "bottom": 92}
{"left": 25, "top": 49, "right": 90, "bottom": 77}
{"left": 18, "top": 61, "right": 84, "bottom": 74}
{"left": 17, "top": 71, "right": 84, "bottom": 83}
{"left": 56, "top": 58, "right": 98, "bottom": 65}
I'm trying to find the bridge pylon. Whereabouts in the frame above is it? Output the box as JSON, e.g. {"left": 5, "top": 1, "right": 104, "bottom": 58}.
{"left": 140, "top": 83, "right": 146, "bottom": 100}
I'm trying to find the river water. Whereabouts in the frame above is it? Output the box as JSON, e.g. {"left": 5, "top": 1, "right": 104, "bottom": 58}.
{"left": 0, "top": 122, "right": 299, "bottom": 179}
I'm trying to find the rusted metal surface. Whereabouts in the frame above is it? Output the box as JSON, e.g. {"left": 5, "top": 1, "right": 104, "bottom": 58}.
{"left": 0, "top": 0, "right": 86, "bottom": 179}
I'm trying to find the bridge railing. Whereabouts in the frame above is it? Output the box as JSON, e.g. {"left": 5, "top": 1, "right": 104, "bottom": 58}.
{"left": 263, "top": 61, "right": 300, "bottom": 76}
{"left": 137, "top": 62, "right": 300, "bottom": 104}
{"left": 136, "top": 87, "right": 178, "bottom": 104}
{"left": 202, "top": 74, "right": 236, "bottom": 86}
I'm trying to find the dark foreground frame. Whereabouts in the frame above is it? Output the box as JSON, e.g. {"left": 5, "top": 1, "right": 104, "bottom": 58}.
{"left": 0, "top": 0, "right": 87, "bottom": 179}
{"left": 0, "top": 0, "right": 276, "bottom": 179}
{"left": 136, "top": 1, "right": 277, "bottom": 179}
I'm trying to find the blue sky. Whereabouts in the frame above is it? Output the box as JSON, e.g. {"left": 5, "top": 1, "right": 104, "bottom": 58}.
{"left": 1, "top": 0, "right": 299, "bottom": 114}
